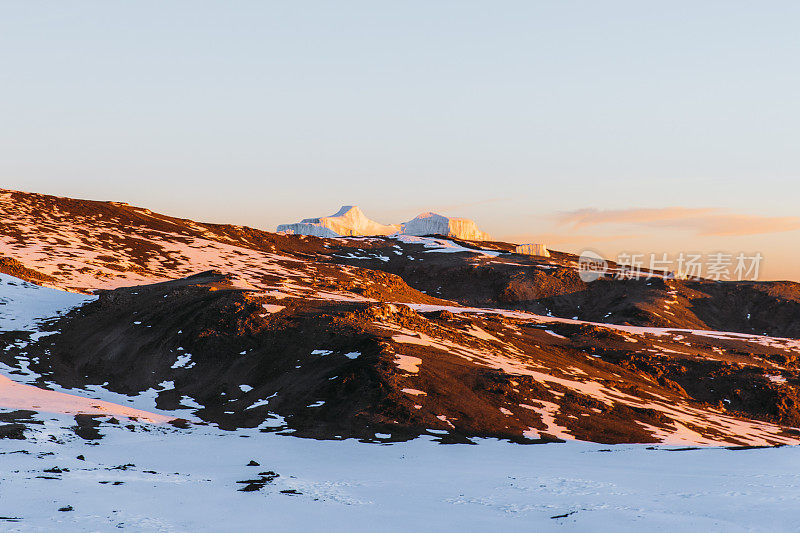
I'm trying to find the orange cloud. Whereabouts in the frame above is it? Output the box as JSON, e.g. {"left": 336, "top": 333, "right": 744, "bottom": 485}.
{"left": 557, "top": 208, "right": 800, "bottom": 237}
{"left": 506, "top": 232, "right": 640, "bottom": 246}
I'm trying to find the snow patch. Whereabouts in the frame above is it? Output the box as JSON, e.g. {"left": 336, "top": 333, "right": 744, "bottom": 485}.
{"left": 394, "top": 354, "right": 422, "bottom": 373}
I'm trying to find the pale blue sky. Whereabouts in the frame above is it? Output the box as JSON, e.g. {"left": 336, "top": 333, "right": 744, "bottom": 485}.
{"left": 1, "top": 2, "right": 798, "bottom": 278}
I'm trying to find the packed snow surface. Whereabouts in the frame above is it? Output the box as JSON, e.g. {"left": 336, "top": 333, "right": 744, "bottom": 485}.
{"left": 4, "top": 416, "right": 800, "bottom": 532}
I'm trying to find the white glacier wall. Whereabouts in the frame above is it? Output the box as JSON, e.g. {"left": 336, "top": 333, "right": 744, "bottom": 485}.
{"left": 275, "top": 223, "right": 341, "bottom": 238}
{"left": 277, "top": 207, "right": 494, "bottom": 241}
{"left": 277, "top": 206, "right": 399, "bottom": 237}
{"left": 321, "top": 206, "right": 400, "bottom": 237}
{"left": 401, "top": 212, "right": 491, "bottom": 241}
{"left": 514, "top": 243, "right": 550, "bottom": 257}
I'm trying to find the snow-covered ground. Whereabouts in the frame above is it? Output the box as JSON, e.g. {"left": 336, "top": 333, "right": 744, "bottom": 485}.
{"left": 392, "top": 235, "right": 502, "bottom": 256}
{"left": 2, "top": 416, "right": 800, "bottom": 532}
{"left": 403, "top": 301, "right": 800, "bottom": 351}
{"left": 0, "top": 273, "right": 92, "bottom": 332}
{"left": 2, "top": 273, "right": 800, "bottom": 531}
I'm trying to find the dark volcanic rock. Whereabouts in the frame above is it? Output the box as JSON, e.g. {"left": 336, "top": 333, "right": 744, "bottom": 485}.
{"left": 3, "top": 187, "right": 800, "bottom": 446}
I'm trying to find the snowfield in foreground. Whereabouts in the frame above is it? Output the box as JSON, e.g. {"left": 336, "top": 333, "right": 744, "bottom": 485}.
{"left": 0, "top": 274, "right": 798, "bottom": 531}
{"left": 2, "top": 414, "right": 800, "bottom": 532}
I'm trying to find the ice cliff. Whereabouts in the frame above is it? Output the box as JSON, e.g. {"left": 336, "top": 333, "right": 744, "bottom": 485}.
{"left": 277, "top": 206, "right": 399, "bottom": 238}
{"left": 400, "top": 212, "right": 491, "bottom": 241}
{"left": 277, "top": 207, "right": 491, "bottom": 241}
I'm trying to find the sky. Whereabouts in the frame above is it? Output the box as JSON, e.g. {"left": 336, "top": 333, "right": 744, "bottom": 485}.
{"left": 1, "top": 1, "right": 798, "bottom": 280}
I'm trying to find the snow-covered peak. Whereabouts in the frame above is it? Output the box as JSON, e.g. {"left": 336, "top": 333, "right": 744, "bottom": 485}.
{"left": 278, "top": 208, "right": 492, "bottom": 241}
{"left": 279, "top": 206, "right": 400, "bottom": 237}
{"left": 401, "top": 212, "right": 490, "bottom": 241}
{"left": 331, "top": 205, "right": 360, "bottom": 218}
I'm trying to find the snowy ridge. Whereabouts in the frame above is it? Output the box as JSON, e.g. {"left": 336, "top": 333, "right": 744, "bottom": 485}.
{"left": 3, "top": 188, "right": 800, "bottom": 449}
{"left": 2, "top": 261, "right": 800, "bottom": 530}
{"left": 382, "top": 303, "right": 800, "bottom": 447}
{"left": 3, "top": 188, "right": 800, "bottom": 531}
